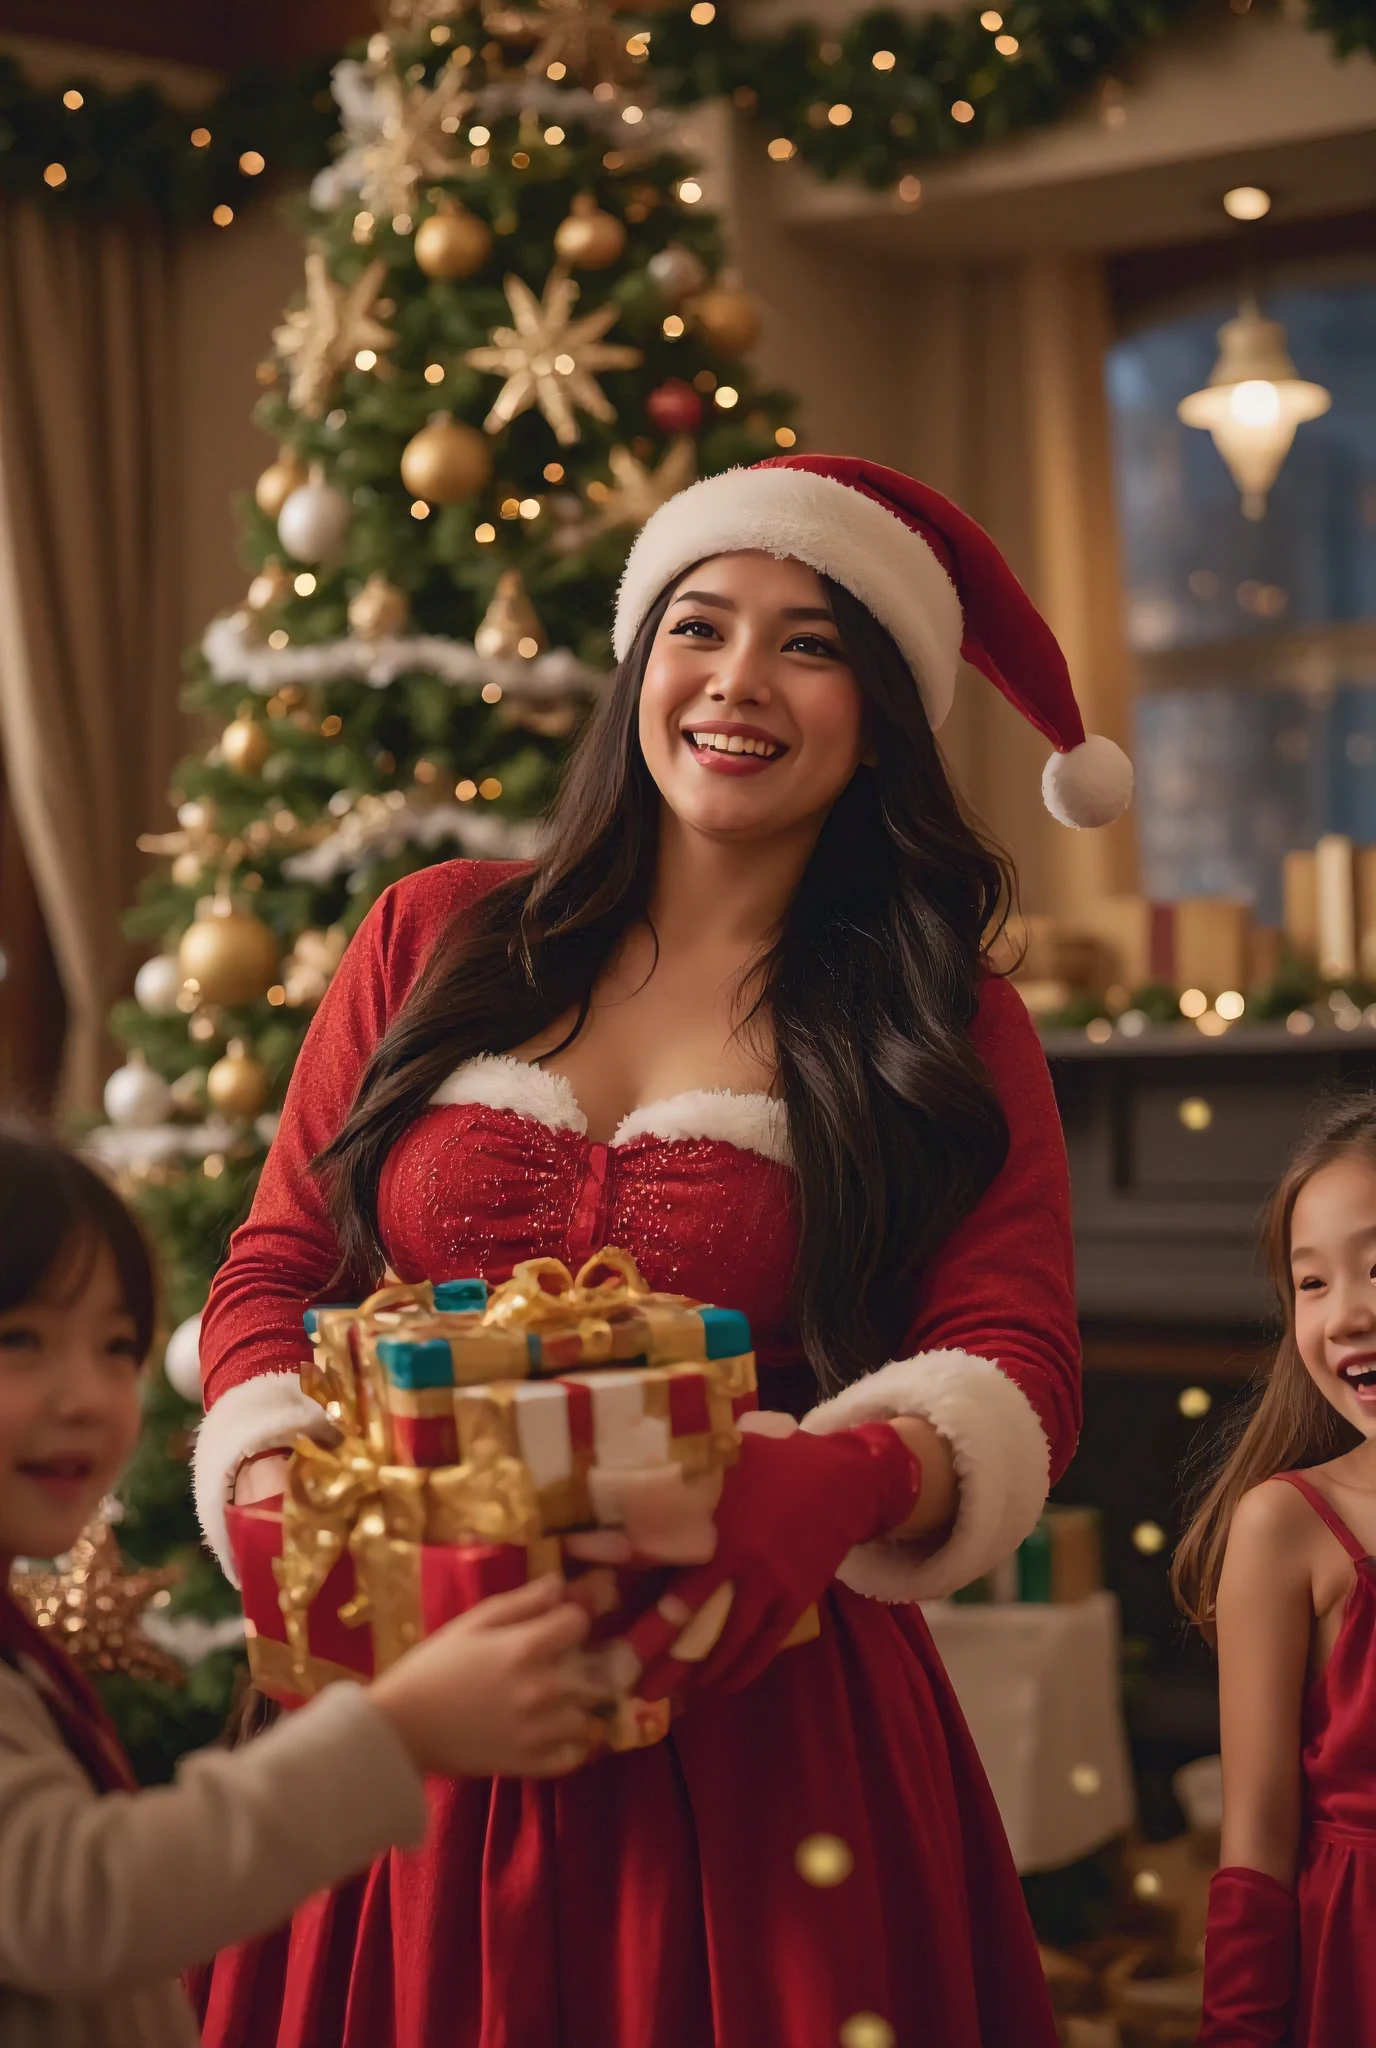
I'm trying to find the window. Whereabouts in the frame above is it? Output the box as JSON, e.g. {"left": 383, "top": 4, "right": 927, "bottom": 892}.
{"left": 1108, "top": 277, "right": 1376, "bottom": 921}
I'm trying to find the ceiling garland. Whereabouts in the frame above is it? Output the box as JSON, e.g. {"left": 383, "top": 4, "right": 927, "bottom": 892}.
{"left": 649, "top": 0, "right": 1374, "bottom": 194}
{"left": 0, "top": 1, "right": 1369, "bottom": 218}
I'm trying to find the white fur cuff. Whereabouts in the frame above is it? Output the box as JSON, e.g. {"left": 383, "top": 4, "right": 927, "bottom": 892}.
{"left": 802, "top": 1349, "right": 1050, "bottom": 1602}
{"left": 194, "top": 1372, "right": 336, "bottom": 1586}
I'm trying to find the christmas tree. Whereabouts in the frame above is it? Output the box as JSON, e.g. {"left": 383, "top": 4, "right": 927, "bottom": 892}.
{"left": 75, "top": 0, "right": 795, "bottom": 1782}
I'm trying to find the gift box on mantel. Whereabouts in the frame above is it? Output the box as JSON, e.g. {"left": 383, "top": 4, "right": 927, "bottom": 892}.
{"left": 226, "top": 1249, "right": 770, "bottom": 1748}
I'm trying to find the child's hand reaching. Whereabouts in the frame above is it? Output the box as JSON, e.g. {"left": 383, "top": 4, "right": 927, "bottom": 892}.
{"left": 369, "top": 1577, "right": 603, "bottom": 1779}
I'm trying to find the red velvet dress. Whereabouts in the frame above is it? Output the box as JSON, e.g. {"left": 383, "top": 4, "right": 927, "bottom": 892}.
{"left": 189, "top": 860, "right": 1081, "bottom": 2048}
{"left": 1273, "top": 1474, "right": 1376, "bottom": 2047}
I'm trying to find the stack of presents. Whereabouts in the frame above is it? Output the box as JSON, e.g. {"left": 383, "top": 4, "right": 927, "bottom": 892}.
{"left": 1008, "top": 830, "right": 1376, "bottom": 1016}
{"left": 227, "top": 1248, "right": 771, "bottom": 1750}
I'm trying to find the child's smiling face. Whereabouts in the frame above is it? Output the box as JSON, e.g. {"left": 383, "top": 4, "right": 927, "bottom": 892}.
{"left": 1291, "top": 1152, "right": 1376, "bottom": 1438}
{"left": 0, "top": 1238, "right": 144, "bottom": 1565}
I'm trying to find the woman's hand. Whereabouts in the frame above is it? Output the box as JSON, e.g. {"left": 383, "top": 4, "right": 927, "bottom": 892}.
{"left": 232, "top": 1452, "right": 292, "bottom": 1506}
{"left": 369, "top": 1576, "right": 606, "bottom": 1780}
{"left": 602, "top": 1421, "right": 924, "bottom": 1704}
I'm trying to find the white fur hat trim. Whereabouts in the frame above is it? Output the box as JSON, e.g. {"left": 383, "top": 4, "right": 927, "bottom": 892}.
{"left": 613, "top": 465, "right": 965, "bottom": 730}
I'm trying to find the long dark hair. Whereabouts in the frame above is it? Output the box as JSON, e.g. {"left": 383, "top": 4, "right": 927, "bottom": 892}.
{"left": 316, "top": 573, "right": 1014, "bottom": 1391}
{"left": 0, "top": 1121, "right": 156, "bottom": 1357}
{"left": 1172, "top": 1093, "right": 1374, "bottom": 1630}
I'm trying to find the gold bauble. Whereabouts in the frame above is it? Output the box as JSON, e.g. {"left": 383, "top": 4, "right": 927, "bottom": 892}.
{"left": 178, "top": 903, "right": 279, "bottom": 1009}
{"left": 220, "top": 717, "right": 272, "bottom": 776}
{"left": 689, "top": 285, "right": 761, "bottom": 355}
{"left": 400, "top": 415, "right": 493, "bottom": 504}
{"left": 553, "top": 194, "right": 627, "bottom": 270}
{"left": 475, "top": 569, "right": 546, "bottom": 660}
{"left": 254, "top": 447, "right": 309, "bottom": 520}
{"left": 348, "top": 573, "right": 410, "bottom": 641}
{"left": 414, "top": 200, "right": 492, "bottom": 281}
{"left": 246, "top": 560, "right": 293, "bottom": 612}
{"left": 206, "top": 1037, "right": 270, "bottom": 1121}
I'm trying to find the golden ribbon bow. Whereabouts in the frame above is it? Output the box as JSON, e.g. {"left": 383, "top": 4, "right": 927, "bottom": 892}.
{"left": 481, "top": 1247, "right": 658, "bottom": 1364}
{"left": 273, "top": 1432, "right": 541, "bottom": 1683}
{"left": 273, "top": 1437, "right": 428, "bottom": 1683}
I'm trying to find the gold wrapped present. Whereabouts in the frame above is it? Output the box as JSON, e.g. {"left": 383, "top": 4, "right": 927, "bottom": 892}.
{"left": 229, "top": 1250, "right": 768, "bottom": 1749}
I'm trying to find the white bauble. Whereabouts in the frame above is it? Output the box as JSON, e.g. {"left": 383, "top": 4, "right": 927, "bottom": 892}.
{"left": 103, "top": 1057, "right": 174, "bottom": 1129}
{"left": 134, "top": 954, "right": 183, "bottom": 1017}
{"left": 163, "top": 1313, "right": 203, "bottom": 1405}
{"left": 648, "top": 243, "right": 707, "bottom": 304}
{"left": 277, "top": 481, "right": 352, "bottom": 564}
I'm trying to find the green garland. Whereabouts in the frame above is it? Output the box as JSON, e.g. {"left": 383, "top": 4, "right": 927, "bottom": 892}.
{"left": 649, "top": 0, "right": 1376, "bottom": 192}
{"left": 2, "top": 0, "right": 1369, "bottom": 220}
{"left": 0, "top": 55, "right": 338, "bottom": 223}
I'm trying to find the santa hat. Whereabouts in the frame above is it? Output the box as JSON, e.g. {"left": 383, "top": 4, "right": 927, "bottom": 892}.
{"left": 613, "top": 453, "right": 1133, "bottom": 829}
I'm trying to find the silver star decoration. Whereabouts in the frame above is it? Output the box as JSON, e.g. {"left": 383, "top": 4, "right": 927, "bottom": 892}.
{"left": 591, "top": 437, "right": 697, "bottom": 531}
{"left": 465, "top": 270, "right": 642, "bottom": 446}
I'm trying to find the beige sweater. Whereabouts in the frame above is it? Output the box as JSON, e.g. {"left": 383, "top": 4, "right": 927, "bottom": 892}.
{"left": 0, "top": 1659, "right": 427, "bottom": 2047}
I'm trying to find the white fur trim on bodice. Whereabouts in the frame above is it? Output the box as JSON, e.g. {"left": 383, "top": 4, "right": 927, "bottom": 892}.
{"left": 612, "top": 1088, "right": 789, "bottom": 1165}
{"left": 430, "top": 1052, "right": 586, "bottom": 1132}
{"left": 802, "top": 1348, "right": 1050, "bottom": 1602}
{"left": 429, "top": 1054, "right": 792, "bottom": 1166}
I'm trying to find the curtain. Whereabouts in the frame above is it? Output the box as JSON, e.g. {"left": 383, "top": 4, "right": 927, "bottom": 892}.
{"left": 905, "top": 252, "right": 1138, "bottom": 922}
{"left": 0, "top": 202, "right": 183, "bottom": 1113}
{"left": 0, "top": 747, "right": 65, "bottom": 1110}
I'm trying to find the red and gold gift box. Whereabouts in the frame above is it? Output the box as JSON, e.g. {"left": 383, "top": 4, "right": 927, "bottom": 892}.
{"left": 306, "top": 1251, "right": 758, "bottom": 1472}
{"left": 232, "top": 1250, "right": 778, "bottom": 1747}
{"left": 227, "top": 1489, "right": 676, "bottom": 1751}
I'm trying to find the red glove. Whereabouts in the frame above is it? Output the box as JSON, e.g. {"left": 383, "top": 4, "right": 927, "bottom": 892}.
{"left": 1198, "top": 1866, "right": 1298, "bottom": 2047}
{"left": 609, "top": 1422, "right": 922, "bottom": 1703}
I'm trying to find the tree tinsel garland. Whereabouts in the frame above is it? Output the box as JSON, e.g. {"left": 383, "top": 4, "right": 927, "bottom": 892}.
{"left": 0, "top": 55, "right": 339, "bottom": 223}
{"left": 649, "top": 0, "right": 1376, "bottom": 192}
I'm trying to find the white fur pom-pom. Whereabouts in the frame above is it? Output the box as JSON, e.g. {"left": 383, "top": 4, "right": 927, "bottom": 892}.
{"left": 1041, "top": 734, "right": 1134, "bottom": 829}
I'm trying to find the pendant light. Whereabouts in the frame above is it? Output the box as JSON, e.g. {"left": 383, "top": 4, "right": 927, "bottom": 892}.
{"left": 1177, "top": 189, "right": 1331, "bottom": 521}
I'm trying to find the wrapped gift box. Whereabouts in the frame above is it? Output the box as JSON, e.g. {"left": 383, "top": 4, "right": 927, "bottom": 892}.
{"left": 306, "top": 1257, "right": 757, "bottom": 1470}
{"left": 233, "top": 1250, "right": 765, "bottom": 1747}
{"left": 227, "top": 1496, "right": 674, "bottom": 1750}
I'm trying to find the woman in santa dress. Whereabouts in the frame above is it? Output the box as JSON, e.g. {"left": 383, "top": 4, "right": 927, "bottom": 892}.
{"left": 189, "top": 455, "right": 1132, "bottom": 2048}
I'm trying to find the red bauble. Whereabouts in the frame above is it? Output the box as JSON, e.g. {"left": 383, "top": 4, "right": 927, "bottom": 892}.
{"left": 646, "top": 379, "right": 703, "bottom": 436}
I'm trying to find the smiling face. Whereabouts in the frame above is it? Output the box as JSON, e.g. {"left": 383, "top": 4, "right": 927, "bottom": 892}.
{"left": 0, "top": 1238, "right": 144, "bottom": 1566}
{"left": 1290, "top": 1151, "right": 1376, "bottom": 1436}
{"left": 636, "top": 551, "right": 868, "bottom": 847}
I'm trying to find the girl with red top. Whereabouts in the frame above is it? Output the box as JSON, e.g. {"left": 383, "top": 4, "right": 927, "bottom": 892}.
{"left": 1177, "top": 1095, "right": 1376, "bottom": 2046}
{"left": 191, "top": 456, "right": 1132, "bottom": 2048}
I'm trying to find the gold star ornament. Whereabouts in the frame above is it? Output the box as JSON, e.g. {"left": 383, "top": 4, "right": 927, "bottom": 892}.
{"left": 591, "top": 437, "right": 696, "bottom": 531}
{"left": 357, "top": 52, "right": 473, "bottom": 219}
{"left": 273, "top": 251, "right": 397, "bottom": 418}
{"left": 465, "top": 270, "right": 642, "bottom": 446}
{"left": 519, "top": 0, "right": 651, "bottom": 86}
{"left": 13, "top": 1519, "right": 186, "bottom": 1688}
{"left": 384, "top": 0, "right": 459, "bottom": 28}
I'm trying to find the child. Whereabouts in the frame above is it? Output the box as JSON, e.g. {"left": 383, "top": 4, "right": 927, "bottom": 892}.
{"left": 1174, "top": 1095, "right": 1376, "bottom": 2047}
{"left": 0, "top": 1125, "right": 600, "bottom": 2047}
